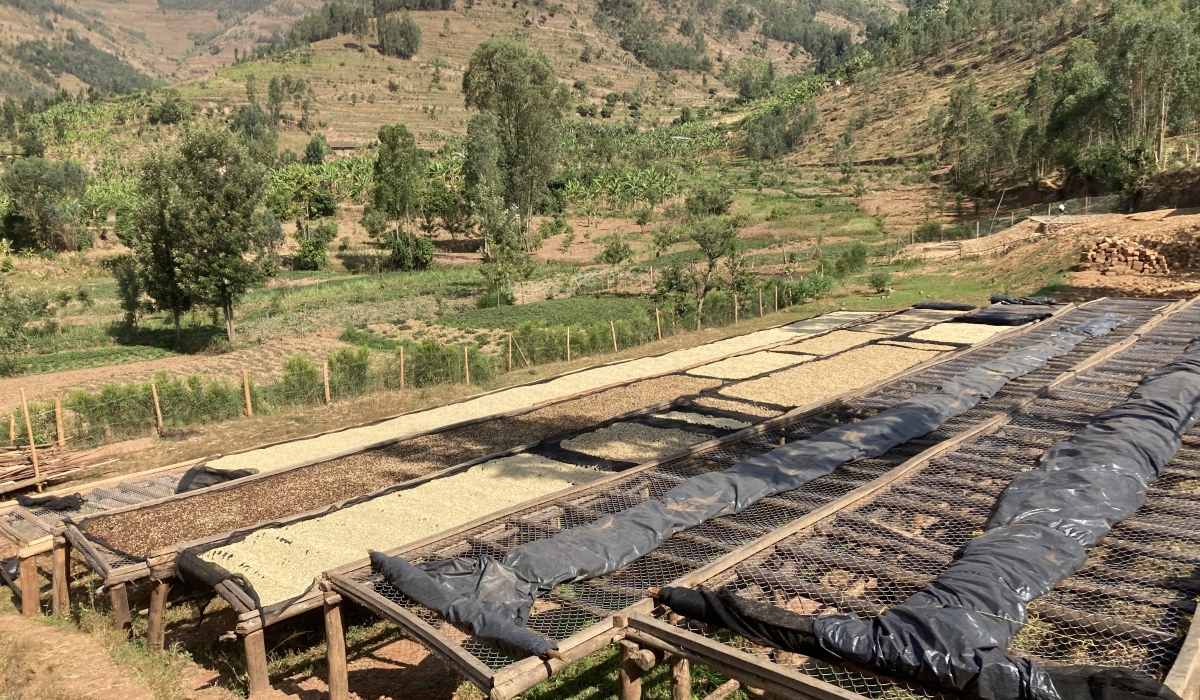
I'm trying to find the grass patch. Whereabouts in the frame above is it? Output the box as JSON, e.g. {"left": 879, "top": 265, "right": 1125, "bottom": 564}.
{"left": 7, "top": 345, "right": 179, "bottom": 376}
{"left": 439, "top": 296, "right": 656, "bottom": 330}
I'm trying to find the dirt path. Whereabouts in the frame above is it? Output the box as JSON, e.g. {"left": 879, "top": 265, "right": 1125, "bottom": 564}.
{"left": 0, "top": 614, "right": 153, "bottom": 700}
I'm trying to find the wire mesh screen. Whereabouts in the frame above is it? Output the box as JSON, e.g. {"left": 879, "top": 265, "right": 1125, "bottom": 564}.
{"left": 681, "top": 300, "right": 1200, "bottom": 699}
{"left": 338, "top": 298, "right": 1169, "bottom": 678}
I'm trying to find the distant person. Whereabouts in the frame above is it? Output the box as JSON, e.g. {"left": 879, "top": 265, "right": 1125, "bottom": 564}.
{"left": 1059, "top": 203, "right": 1066, "bottom": 216}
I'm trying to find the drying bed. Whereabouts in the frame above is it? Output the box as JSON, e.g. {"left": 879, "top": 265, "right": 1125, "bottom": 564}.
{"left": 654, "top": 297, "right": 1200, "bottom": 700}
{"left": 777, "top": 330, "right": 887, "bottom": 356}
{"left": 559, "top": 423, "right": 714, "bottom": 463}
{"left": 201, "top": 312, "right": 881, "bottom": 474}
{"left": 686, "top": 351, "right": 814, "bottom": 380}
{"left": 197, "top": 453, "right": 607, "bottom": 608}
{"left": 719, "top": 345, "right": 940, "bottom": 408}
{"left": 910, "top": 322, "right": 1011, "bottom": 344}
{"left": 326, "top": 299, "right": 1164, "bottom": 696}
{"left": 77, "top": 374, "right": 723, "bottom": 558}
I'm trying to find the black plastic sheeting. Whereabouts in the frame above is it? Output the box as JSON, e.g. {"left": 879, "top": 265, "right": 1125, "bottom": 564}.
{"left": 661, "top": 338, "right": 1200, "bottom": 700}
{"left": 16, "top": 493, "right": 83, "bottom": 511}
{"left": 373, "top": 314, "right": 1132, "bottom": 659}
{"left": 912, "top": 301, "right": 978, "bottom": 311}
{"left": 991, "top": 294, "right": 1059, "bottom": 306}
{"left": 957, "top": 304, "right": 1059, "bottom": 326}
{"left": 175, "top": 464, "right": 257, "bottom": 494}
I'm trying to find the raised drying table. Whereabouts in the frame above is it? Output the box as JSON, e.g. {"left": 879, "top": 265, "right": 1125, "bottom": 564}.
{"left": 621, "top": 295, "right": 1200, "bottom": 700}
{"left": 322, "top": 299, "right": 1162, "bottom": 700}
{"left": 56, "top": 310, "right": 896, "bottom": 654}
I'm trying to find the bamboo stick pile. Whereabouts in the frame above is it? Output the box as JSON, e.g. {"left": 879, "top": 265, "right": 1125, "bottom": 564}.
{"left": 0, "top": 445, "right": 110, "bottom": 492}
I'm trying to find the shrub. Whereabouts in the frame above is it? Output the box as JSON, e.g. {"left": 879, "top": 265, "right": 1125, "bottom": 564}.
{"left": 275, "top": 353, "right": 324, "bottom": 405}
{"left": 913, "top": 221, "right": 942, "bottom": 243}
{"left": 684, "top": 184, "right": 733, "bottom": 219}
{"left": 868, "top": 270, "right": 892, "bottom": 293}
{"left": 328, "top": 345, "right": 371, "bottom": 399}
{"left": 294, "top": 219, "right": 338, "bottom": 270}
{"left": 387, "top": 230, "right": 435, "bottom": 271}
{"left": 833, "top": 241, "right": 869, "bottom": 277}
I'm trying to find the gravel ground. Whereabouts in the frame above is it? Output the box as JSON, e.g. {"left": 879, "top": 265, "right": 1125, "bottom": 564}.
{"left": 691, "top": 396, "right": 784, "bottom": 418}
{"left": 910, "top": 323, "right": 1010, "bottom": 344}
{"left": 782, "top": 330, "right": 886, "bottom": 355}
{"left": 687, "top": 351, "right": 813, "bottom": 380}
{"left": 198, "top": 454, "right": 603, "bottom": 607}
{"left": 720, "top": 345, "right": 940, "bottom": 407}
{"left": 561, "top": 422, "right": 711, "bottom": 462}
{"left": 652, "top": 411, "right": 750, "bottom": 429}
{"left": 204, "top": 312, "right": 877, "bottom": 474}
{"left": 80, "top": 375, "right": 720, "bottom": 555}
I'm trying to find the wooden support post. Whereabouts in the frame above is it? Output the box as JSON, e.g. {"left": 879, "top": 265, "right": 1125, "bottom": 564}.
{"left": 1085, "top": 196, "right": 1090, "bottom": 214}
{"left": 733, "top": 294, "right": 738, "bottom": 324}
{"left": 655, "top": 308, "right": 662, "bottom": 340}
{"left": 618, "top": 639, "right": 648, "bottom": 700}
{"left": 244, "top": 629, "right": 271, "bottom": 698}
{"left": 19, "top": 389, "right": 40, "bottom": 493}
{"left": 759, "top": 289, "right": 763, "bottom": 317}
{"left": 19, "top": 555, "right": 38, "bottom": 615}
{"left": 324, "top": 601, "right": 350, "bottom": 700}
{"left": 399, "top": 346, "right": 406, "bottom": 391}
{"left": 566, "top": 326, "right": 571, "bottom": 362}
{"left": 506, "top": 334, "right": 512, "bottom": 372}
{"left": 670, "top": 655, "right": 691, "bottom": 700}
{"left": 322, "top": 361, "right": 331, "bottom": 405}
{"left": 146, "top": 578, "right": 170, "bottom": 652}
{"left": 54, "top": 398, "right": 64, "bottom": 448}
{"left": 463, "top": 346, "right": 470, "bottom": 387}
{"left": 975, "top": 220, "right": 980, "bottom": 238}
{"left": 774, "top": 286, "right": 779, "bottom": 313}
{"left": 242, "top": 370, "right": 253, "bottom": 418}
{"left": 611, "top": 320, "right": 619, "bottom": 352}
{"left": 151, "top": 383, "right": 164, "bottom": 434}
{"left": 109, "top": 582, "right": 132, "bottom": 634}
{"left": 51, "top": 538, "right": 70, "bottom": 616}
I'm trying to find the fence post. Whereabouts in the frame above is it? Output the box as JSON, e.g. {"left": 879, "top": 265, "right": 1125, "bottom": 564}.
{"left": 464, "top": 346, "right": 470, "bottom": 387}
{"left": 1085, "top": 196, "right": 1090, "bottom": 214}
{"left": 655, "top": 308, "right": 662, "bottom": 340}
{"left": 566, "top": 326, "right": 571, "bottom": 362}
{"left": 150, "top": 384, "right": 164, "bottom": 434}
{"left": 322, "top": 361, "right": 331, "bottom": 405}
{"left": 242, "top": 370, "right": 254, "bottom": 418}
{"left": 19, "top": 389, "right": 41, "bottom": 493}
{"left": 1011, "top": 212, "right": 1014, "bottom": 226}
{"left": 733, "top": 294, "right": 738, "bottom": 324}
{"left": 8, "top": 414, "right": 14, "bottom": 446}
{"left": 975, "top": 221, "right": 980, "bottom": 238}
{"left": 506, "top": 334, "right": 512, "bottom": 373}
{"left": 774, "top": 285, "right": 779, "bottom": 313}
{"left": 399, "top": 346, "right": 406, "bottom": 392}
{"left": 759, "top": 289, "right": 763, "bottom": 317}
{"left": 610, "top": 320, "right": 618, "bottom": 352}
{"left": 54, "top": 398, "right": 64, "bottom": 448}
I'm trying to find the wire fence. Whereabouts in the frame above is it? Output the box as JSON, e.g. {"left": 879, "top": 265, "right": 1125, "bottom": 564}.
{"left": 4, "top": 282, "right": 819, "bottom": 454}
{"left": 913, "top": 195, "right": 1124, "bottom": 243}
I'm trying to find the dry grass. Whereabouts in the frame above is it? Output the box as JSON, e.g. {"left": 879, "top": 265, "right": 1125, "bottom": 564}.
{"left": 720, "top": 345, "right": 940, "bottom": 407}
{"left": 199, "top": 453, "right": 602, "bottom": 606}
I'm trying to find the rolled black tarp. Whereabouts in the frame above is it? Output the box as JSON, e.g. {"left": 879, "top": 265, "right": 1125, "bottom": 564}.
{"left": 661, "top": 338, "right": 1200, "bottom": 700}
{"left": 912, "top": 301, "right": 977, "bottom": 311}
{"left": 991, "top": 294, "right": 1059, "bottom": 306}
{"left": 175, "top": 463, "right": 257, "bottom": 494}
{"left": 16, "top": 493, "right": 84, "bottom": 511}
{"left": 374, "top": 315, "right": 1132, "bottom": 658}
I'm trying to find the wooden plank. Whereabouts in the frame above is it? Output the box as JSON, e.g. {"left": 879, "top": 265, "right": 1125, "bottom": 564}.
{"left": 625, "top": 616, "right": 862, "bottom": 700}
{"left": 19, "top": 555, "right": 39, "bottom": 615}
{"left": 324, "top": 600, "right": 350, "bottom": 700}
{"left": 244, "top": 629, "right": 271, "bottom": 698}
{"left": 62, "top": 525, "right": 112, "bottom": 579}
{"left": 327, "top": 572, "right": 495, "bottom": 691}
{"left": 17, "top": 538, "right": 54, "bottom": 558}
{"left": 1166, "top": 587, "right": 1200, "bottom": 698}
{"left": 489, "top": 621, "right": 626, "bottom": 700}
{"left": 235, "top": 590, "right": 327, "bottom": 634}
{"left": 214, "top": 580, "right": 256, "bottom": 615}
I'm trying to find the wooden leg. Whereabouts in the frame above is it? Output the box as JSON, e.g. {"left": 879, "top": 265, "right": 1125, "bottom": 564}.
{"left": 51, "top": 539, "right": 70, "bottom": 616}
{"left": 244, "top": 629, "right": 271, "bottom": 698}
{"left": 324, "top": 601, "right": 349, "bottom": 700}
{"left": 619, "top": 639, "right": 654, "bottom": 700}
{"left": 109, "top": 582, "right": 132, "bottom": 634}
{"left": 670, "top": 655, "right": 690, "bottom": 700}
{"left": 18, "top": 555, "right": 39, "bottom": 616}
{"left": 146, "top": 578, "right": 170, "bottom": 652}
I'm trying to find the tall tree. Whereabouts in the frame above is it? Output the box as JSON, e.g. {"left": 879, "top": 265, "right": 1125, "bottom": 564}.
{"left": 1, "top": 158, "right": 88, "bottom": 252}
{"left": 125, "top": 145, "right": 195, "bottom": 342}
{"left": 462, "top": 38, "right": 569, "bottom": 249}
{"left": 169, "top": 127, "right": 278, "bottom": 343}
{"left": 304, "top": 132, "right": 328, "bottom": 165}
{"left": 365, "top": 123, "right": 426, "bottom": 235}
{"left": 463, "top": 111, "right": 501, "bottom": 208}
{"left": 378, "top": 11, "right": 421, "bottom": 59}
